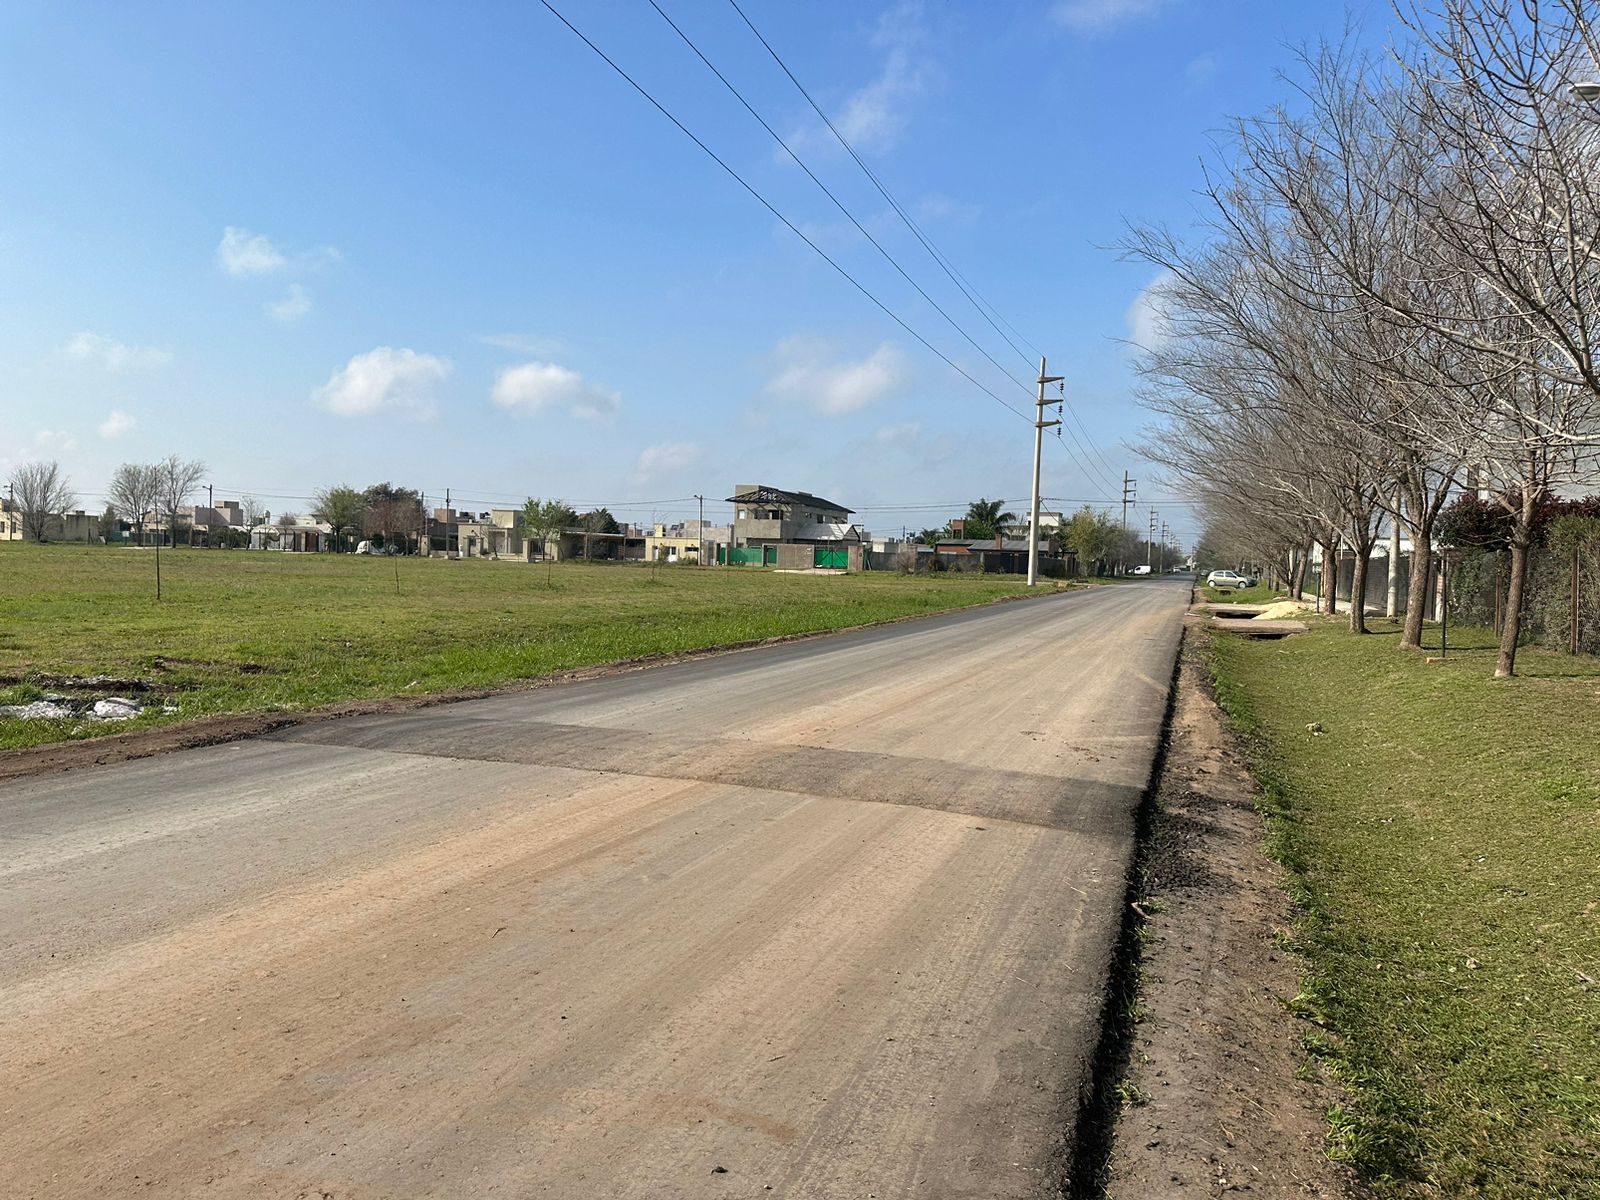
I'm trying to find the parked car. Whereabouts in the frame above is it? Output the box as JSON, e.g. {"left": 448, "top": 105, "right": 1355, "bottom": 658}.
{"left": 1130, "top": 564, "right": 1152, "bottom": 575}
{"left": 1206, "top": 569, "right": 1257, "bottom": 588}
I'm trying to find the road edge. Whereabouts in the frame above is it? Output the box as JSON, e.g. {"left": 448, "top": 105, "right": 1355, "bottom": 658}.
{"left": 1081, "top": 613, "right": 1356, "bottom": 1198}
{"left": 1063, "top": 593, "right": 1188, "bottom": 1196}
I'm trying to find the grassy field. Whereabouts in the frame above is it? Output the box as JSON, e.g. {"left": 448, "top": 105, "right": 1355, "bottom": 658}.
{"left": 0, "top": 544, "right": 1056, "bottom": 752}
{"left": 1210, "top": 616, "right": 1600, "bottom": 1198}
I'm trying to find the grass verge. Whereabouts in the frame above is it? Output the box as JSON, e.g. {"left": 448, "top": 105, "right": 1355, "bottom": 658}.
{"left": 0, "top": 544, "right": 1060, "bottom": 752}
{"left": 1202, "top": 581, "right": 1284, "bottom": 605}
{"left": 1209, "top": 614, "right": 1600, "bottom": 1198}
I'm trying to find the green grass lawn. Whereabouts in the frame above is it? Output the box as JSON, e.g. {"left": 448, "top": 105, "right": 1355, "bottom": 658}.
{"left": 0, "top": 544, "right": 1055, "bottom": 751}
{"left": 1203, "top": 581, "right": 1284, "bottom": 605}
{"left": 1211, "top": 616, "right": 1600, "bottom": 1198}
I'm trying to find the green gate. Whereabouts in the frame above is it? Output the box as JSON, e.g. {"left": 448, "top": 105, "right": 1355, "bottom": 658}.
{"left": 724, "top": 547, "right": 766, "bottom": 566}
{"left": 814, "top": 547, "right": 848, "bottom": 569}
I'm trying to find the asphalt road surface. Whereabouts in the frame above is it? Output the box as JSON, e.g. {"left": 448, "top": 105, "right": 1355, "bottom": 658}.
{"left": 1, "top": 580, "right": 1188, "bottom": 1199}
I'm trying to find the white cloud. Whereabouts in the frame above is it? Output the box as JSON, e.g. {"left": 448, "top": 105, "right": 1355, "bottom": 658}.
{"left": 98, "top": 409, "right": 137, "bottom": 439}
{"left": 1126, "top": 272, "right": 1176, "bottom": 352}
{"left": 217, "top": 227, "right": 340, "bottom": 283}
{"left": 632, "top": 440, "right": 702, "bottom": 484}
{"left": 216, "top": 226, "right": 286, "bottom": 277}
{"left": 313, "top": 347, "right": 451, "bottom": 419}
{"left": 767, "top": 337, "right": 910, "bottom": 416}
{"left": 789, "top": 2, "right": 930, "bottom": 156}
{"left": 267, "top": 283, "right": 312, "bottom": 322}
{"left": 1052, "top": 0, "right": 1167, "bottom": 34}
{"left": 491, "top": 361, "right": 619, "bottom": 420}
{"left": 64, "top": 332, "right": 173, "bottom": 371}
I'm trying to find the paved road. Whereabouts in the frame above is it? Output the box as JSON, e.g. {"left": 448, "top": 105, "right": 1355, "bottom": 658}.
{"left": 1, "top": 580, "right": 1188, "bottom": 1199}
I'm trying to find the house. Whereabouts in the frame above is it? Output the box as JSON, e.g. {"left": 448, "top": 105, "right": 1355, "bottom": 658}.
{"left": 59, "top": 511, "right": 102, "bottom": 542}
{"left": 727, "top": 484, "right": 853, "bottom": 547}
{"left": 0, "top": 503, "right": 102, "bottom": 543}
{"left": 725, "top": 483, "right": 866, "bottom": 569}
{"left": 930, "top": 535, "right": 1067, "bottom": 576}
{"left": 1, "top": 498, "right": 25, "bottom": 540}
{"left": 645, "top": 521, "right": 730, "bottom": 564}
{"left": 252, "top": 518, "right": 333, "bottom": 552}
{"left": 446, "top": 509, "right": 524, "bottom": 558}
{"left": 1002, "top": 510, "right": 1063, "bottom": 537}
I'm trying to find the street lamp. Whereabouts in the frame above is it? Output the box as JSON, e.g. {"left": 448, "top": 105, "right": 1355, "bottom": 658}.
{"left": 1569, "top": 80, "right": 1600, "bottom": 101}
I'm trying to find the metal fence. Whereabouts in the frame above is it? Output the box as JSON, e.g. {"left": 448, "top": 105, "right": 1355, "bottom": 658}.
{"left": 1308, "top": 530, "right": 1600, "bottom": 655}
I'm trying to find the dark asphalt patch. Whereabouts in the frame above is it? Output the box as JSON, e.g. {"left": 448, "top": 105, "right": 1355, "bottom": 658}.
{"left": 268, "top": 714, "right": 1137, "bottom": 835}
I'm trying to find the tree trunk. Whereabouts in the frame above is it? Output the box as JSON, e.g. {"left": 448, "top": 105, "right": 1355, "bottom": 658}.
{"left": 1349, "top": 549, "right": 1371, "bottom": 633}
{"left": 1496, "top": 514, "right": 1535, "bottom": 679}
{"left": 1321, "top": 540, "right": 1338, "bottom": 616}
{"left": 1401, "top": 534, "right": 1432, "bottom": 651}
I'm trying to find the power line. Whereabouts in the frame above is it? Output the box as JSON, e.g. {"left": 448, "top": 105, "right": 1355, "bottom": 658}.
{"left": 537, "top": 0, "right": 1032, "bottom": 424}
{"left": 726, "top": 0, "right": 1044, "bottom": 370}
{"left": 645, "top": 0, "right": 1037, "bottom": 405}
{"left": 720, "top": 0, "right": 1136, "bottom": 495}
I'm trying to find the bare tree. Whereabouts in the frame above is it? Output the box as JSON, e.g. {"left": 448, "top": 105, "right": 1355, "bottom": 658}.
{"left": 153, "top": 455, "right": 206, "bottom": 547}
{"left": 238, "top": 494, "right": 267, "bottom": 541}
{"left": 10, "top": 460, "right": 76, "bottom": 542}
{"left": 107, "top": 463, "right": 162, "bottom": 545}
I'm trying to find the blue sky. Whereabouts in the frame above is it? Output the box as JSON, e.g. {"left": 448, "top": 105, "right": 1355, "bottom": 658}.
{"left": 0, "top": 0, "right": 1391, "bottom": 545}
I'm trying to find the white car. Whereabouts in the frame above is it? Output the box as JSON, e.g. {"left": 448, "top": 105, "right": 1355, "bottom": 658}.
{"left": 1206, "top": 569, "right": 1257, "bottom": 588}
{"left": 1130, "top": 564, "right": 1152, "bottom": 575}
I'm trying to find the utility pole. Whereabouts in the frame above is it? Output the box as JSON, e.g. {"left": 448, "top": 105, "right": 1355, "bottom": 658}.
{"left": 1147, "top": 510, "right": 1156, "bottom": 570}
{"left": 694, "top": 494, "right": 705, "bottom": 567}
{"left": 1119, "top": 472, "right": 1136, "bottom": 575}
{"left": 1027, "top": 356, "right": 1064, "bottom": 587}
{"left": 1159, "top": 521, "right": 1169, "bottom": 573}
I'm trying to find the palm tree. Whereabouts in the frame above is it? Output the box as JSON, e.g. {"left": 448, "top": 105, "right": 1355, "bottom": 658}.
{"left": 963, "top": 498, "right": 1017, "bottom": 540}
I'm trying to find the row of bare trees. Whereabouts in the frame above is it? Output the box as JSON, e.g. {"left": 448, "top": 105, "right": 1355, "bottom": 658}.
{"left": 1127, "top": 0, "right": 1600, "bottom": 677}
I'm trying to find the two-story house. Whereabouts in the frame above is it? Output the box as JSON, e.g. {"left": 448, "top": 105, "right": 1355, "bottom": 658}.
{"left": 727, "top": 484, "right": 858, "bottom": 549}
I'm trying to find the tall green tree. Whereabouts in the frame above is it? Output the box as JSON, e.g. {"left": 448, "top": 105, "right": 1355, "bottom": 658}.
{"left": 1063, "top": 505, "right": 1121, "bottom": 577}
{"left": 962, "top": 498, "right": 1017, "bottom": 540}
{"left": 580, "top": 507, "right": 620, "bottom": 560}
{"left": 362, "top": 482, "right": 422, "bottom": 552}
{"left": 311, "top": 484, "right": 366, "bottom": 552}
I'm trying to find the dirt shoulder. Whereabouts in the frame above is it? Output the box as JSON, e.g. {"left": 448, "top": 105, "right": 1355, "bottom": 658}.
{"left": 1101, "top": 618, "right": 1352, "bottom": 1198}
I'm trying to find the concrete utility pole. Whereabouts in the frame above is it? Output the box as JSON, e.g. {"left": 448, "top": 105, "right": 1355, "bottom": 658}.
{"left": 1026, "top": 357, "right": 1064, "bottom": 587}
{"left": 1119, "top": 472, "right": 1136, "bottom": 575}
{"left": 1147, "top": 510, "right": 1157, "bottom": 570}
{"left": 1159, "top": 521, "right": 1170, "bottom": 573}
{"left": 1386, "top": 522, "right": 1401, "bottom": 619}
{"left": 694, "top": 494, "right": 705, "bottom": 567}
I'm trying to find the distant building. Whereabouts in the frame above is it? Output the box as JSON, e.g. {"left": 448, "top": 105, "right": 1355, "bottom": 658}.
{"left": 727, "top": 483, "right": 856, "bottom": 548}
{"left": 1, "top": 498, "right": 23, "bottom": 541}
{"left": 646, "top": 521, "right": 731, "bottom": 563}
